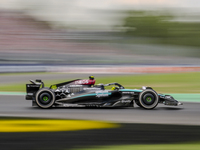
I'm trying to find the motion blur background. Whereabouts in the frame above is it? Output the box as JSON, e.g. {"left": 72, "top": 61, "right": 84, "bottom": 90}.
{"left": 1, "top": 0, "right": 200, "bottom": 68}
{"left": 1, "top": 1, "right": 200, "bottom": 150}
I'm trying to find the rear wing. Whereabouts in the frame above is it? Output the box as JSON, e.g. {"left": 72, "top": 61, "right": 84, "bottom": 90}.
{"left": 25, "top": 79, "right": 43, "bottom": 100}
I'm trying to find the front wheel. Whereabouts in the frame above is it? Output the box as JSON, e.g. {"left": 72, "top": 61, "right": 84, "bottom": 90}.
{"left": 138, "top": 89, "right": 159, "bottom": 109}
{"left": 35, "top": 88, "right": 55, "bottom": 108}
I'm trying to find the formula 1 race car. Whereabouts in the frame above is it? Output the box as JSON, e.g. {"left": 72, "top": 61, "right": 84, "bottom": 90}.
{"left": 25, "top": 76, "right": 182, "bottom": 109}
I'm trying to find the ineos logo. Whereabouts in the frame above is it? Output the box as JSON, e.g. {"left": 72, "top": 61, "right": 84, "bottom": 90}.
{"left": 75, "top": 80, "right": 89, "bottom": 84}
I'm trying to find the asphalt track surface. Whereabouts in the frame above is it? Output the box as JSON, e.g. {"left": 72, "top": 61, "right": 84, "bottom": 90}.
{"left": 1, "top": 95, "right": 200, "bottom": 150}
{"left": 1, "top": 73, "right": 199, "bottom": 125}
{"left": 1, "top": 122, "right": 200, "bottom": 150}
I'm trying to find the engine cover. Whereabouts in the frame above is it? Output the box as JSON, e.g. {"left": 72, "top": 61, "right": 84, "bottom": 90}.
{"left": 74, "top": 79, "right": 95, "bottom": 85}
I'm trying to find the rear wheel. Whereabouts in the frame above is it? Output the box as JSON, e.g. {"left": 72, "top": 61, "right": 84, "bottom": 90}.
{"left": 35, "top": 88, "right": 55, "bottom": 108}
{"left": 139, "top": 89, "right": 159, "bottom": 109}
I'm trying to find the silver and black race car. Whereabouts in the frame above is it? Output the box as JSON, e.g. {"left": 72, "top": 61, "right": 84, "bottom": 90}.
{"left": 25, "top": 76, "right": 182, "bottom": 109}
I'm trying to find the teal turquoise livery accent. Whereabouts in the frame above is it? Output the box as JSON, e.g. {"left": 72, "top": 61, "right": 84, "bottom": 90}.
{"left": 158, "top": 94, "right": 166, "bottom": 97}
{"left": 119, "top": 89, "right": 143, "bottom": 92}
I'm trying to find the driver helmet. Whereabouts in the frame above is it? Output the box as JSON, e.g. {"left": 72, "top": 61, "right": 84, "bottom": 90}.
{"left": 89, "top": 76, "right": 94, "bottom": 80}
{"left": 111, "top": 86, "right": 119, "bottom": 90}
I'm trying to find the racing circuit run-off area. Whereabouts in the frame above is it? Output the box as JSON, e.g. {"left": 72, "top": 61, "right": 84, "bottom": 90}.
{"left": 0, "top": 93, "right": 200, "bottom": 150}
{"left": 1, "top": 117, "right": 200, "bottom": 150}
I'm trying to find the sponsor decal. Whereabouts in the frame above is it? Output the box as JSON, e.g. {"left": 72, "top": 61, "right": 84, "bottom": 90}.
{"left": 63, "top": 104, "right": 84, "bottom": 107}
{"left": 159, "top": 95, "right": 165, "bottom": 98}
{"left": 27, "top": 93, "right": 33, "bottom": 96}
{"left": 85, "top": 104, "right": 101, "bottom": 107}
{"left": 165, "top": 96, "right": 172, "bottom": 99}
{"left": 27, "top": 85, "right": 40, "bottom": 87}
{"left": 121, "top": 100, "right": 131, "bottom": 103}
{"left": 83, "top": 88, "right": 101, "bottom": 90}
{"left": 96, "top": 91, "right": 111, "bottom": 98}
{"left": 75, "top": 80, "right": 89, "bottom": 84}
{"left": 122, "top": 92, "right": 135, "bottom": 94}
{"left": 69, "top": 85, "right": 83, "bottom": 87}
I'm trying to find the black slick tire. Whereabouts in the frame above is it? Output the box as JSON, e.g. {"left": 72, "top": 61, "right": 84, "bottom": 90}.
{"left": 139, "top": 89, "right": 159, "bottom": 109}
{"left": 35, "top": 88, "right": 55, "bottom": 108}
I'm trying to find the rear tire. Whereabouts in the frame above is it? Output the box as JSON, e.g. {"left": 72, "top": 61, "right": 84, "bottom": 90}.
{"left": 139, "top": 89, "right": 159, "bottom": 109}
{"left": 35, "top": 88, "right": 55, "bottom": 108}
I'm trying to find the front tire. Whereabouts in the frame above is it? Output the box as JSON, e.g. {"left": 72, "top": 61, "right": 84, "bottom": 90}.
{"left": 139, "top": 89, "right": 159, "bottom": 109}
{"left": 35, "top": 88, "right": 55, "bottom": 108}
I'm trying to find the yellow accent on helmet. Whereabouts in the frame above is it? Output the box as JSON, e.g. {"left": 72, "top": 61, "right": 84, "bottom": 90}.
{"left": 111, "top": 87, "right": 116, "bottom": 90}
{"left": 89, "top": 76, "right": 94, "bottom": 79}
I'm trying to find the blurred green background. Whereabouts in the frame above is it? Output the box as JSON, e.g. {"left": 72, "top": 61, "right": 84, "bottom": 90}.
{"left": 1, "top": 72, "right": 200, "bottom": 93}
{"left": 122, "top": 11, "right": 200, "bottom": 49}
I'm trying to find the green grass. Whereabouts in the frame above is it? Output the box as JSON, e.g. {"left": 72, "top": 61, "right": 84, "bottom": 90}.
{"left": 95, "top": 72, "right": 200, "bottom": 93}
{"left": 74, "top": 143, "right": 200, "bottom": 150}
{"left": 1, "top": 72, "right": 200, "bottom": 93}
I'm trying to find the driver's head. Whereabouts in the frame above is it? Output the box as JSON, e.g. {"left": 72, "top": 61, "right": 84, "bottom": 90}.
{"left": 89, "top": 76, "right": 94, "bottom": 80}
{"left": 111, "top": 86, "right": 118, "bottom": 90}
{"left": 111, "top": 87, "right": 116, "bottom": 90}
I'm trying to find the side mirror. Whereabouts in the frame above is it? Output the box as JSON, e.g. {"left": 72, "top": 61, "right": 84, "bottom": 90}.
{"left": 142, "top": 86, "right": 147, "bottom": 90}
